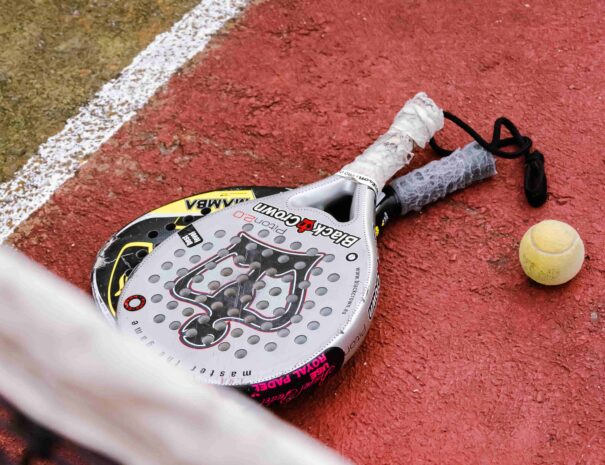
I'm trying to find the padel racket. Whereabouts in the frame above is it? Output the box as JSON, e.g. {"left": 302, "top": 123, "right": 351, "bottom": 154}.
{"left": 93, "top": 143, "right": 495, "bottom": 326}
{"left": 116, "top": 94, "right": 477, "bottom": 405}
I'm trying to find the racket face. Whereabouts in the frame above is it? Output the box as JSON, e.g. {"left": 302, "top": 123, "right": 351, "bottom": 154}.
{"left": 92, "top": 187, "right": 284, "bottom": 324}
{"left": 117, "top": 176, "right": 380, "bottom": 405}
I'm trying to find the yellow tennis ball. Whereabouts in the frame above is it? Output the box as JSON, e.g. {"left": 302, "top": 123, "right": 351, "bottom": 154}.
{"left": 519, "top": 220, "right": 585, "bottom": 285}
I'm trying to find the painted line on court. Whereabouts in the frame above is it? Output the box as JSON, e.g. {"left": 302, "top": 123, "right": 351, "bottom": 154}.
{"left": 0, "top": 0, "right": 250, "bottom": 244}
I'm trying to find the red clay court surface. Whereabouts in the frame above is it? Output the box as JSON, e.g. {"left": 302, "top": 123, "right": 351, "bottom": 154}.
{"left": 8, "top": 0, "right": 604, "bottom": 463}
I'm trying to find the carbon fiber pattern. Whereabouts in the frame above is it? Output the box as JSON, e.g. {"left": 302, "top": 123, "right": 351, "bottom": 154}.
{"left": 390, "top": 142, "right": 496, "bottom": 216}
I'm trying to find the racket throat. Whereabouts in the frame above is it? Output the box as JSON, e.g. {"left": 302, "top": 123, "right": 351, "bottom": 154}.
{"left": 289, "top": 177, "right": 372, "bottom": 225}
{"left": 322, "top": 193, "right": 354, "bottom": 222}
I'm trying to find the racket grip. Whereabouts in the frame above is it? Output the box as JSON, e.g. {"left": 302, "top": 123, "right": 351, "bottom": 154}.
{"left": 338, "top": 92, "right": 443, "bottom": 192}
{"left": 383, "top": 142, "right": 496, "bottom": 218}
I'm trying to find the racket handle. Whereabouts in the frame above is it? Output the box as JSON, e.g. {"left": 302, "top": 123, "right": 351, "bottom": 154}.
{"left": 376, "top": 142, "right": 496, "bottom": 223}
{"left": 338, "top": 92, "right": 443, "bottom": 192}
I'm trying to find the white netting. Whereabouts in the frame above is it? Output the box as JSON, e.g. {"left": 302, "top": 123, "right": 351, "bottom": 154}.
{"left": 390, "top": 142, "right": 496, "bottom": 215}
{"left": 338, "top": 92, "right": 444, "bottom": 191}
{"left": 0, "top": 247, "right": 351, "bottom": 465}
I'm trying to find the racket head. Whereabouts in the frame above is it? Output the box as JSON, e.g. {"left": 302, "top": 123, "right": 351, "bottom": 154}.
{"left": 92, "top": 187, "right": 284, "bottom": 324}
{"left": 117, "top": 175, "right": 379, "bottom": 405}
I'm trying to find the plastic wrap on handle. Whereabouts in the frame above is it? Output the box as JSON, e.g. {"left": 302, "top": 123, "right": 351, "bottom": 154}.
{"left": 390, "top": 142, "right": 496, "bottom": 216}
{"left": 338, "top": 92, "right": 444, "bottom": 192}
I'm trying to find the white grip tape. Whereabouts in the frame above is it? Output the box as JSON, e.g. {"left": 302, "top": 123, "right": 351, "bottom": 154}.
{"left": 338, "top": 92, "right": 444, "bottom": 192}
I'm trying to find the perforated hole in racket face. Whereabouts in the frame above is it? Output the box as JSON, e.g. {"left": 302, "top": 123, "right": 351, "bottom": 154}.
{"left": 117, "top": 176, "right": 379, "bottom": 397}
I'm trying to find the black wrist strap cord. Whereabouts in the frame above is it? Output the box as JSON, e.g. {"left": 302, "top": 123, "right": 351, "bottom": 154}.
{"left": 430, "top": 111, "right": 547, "bottom": 207}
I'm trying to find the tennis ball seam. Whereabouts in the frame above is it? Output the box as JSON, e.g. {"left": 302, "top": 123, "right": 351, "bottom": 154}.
{"left": 529, "top": 230, "right": 579, "bottom": 256}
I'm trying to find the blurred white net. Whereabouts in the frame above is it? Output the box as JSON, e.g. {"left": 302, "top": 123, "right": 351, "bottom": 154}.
{"left": 0, "top": 246, "right": 351, "bottom": 465}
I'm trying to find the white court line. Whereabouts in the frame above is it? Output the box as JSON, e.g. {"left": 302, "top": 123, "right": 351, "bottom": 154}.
{"left": 0, "top": 0, "right": 250, "bottom": 244}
